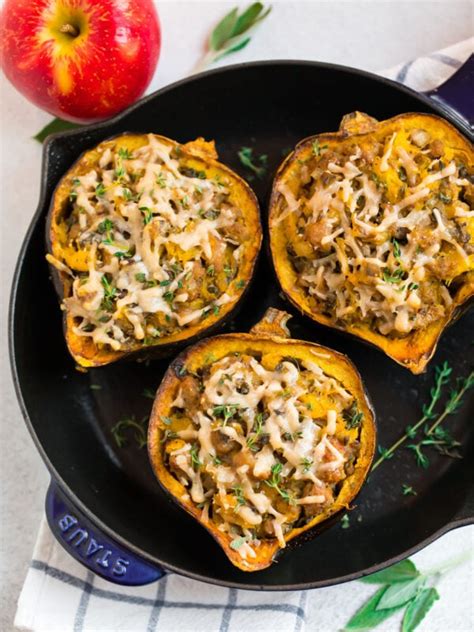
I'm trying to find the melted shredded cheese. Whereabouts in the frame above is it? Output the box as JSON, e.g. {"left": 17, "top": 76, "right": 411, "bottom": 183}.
{"left": 162, "top": 351, "right": 363, "bottom": 561}
{"left": 49, "top": 135, "right": 254, "bottom": 352}
{"left": 272, "top": 124, "right": 473, "bottom": 337}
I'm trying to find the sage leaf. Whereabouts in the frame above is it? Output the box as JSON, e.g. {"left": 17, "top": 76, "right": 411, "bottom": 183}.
{"left": 234, "top": 3, "right": 271, "bottom": 36}
{"left": 34, "top": 117, "right": 81, "bottom": 143}
{"left": 402, "top": 588, "right": 439, "bottom": 632}
{"left": 196, "top": 2, "right": 271, "bottom": 72}
{"left": 210, "top": 8, "right": 238, "bottom": 50}
{"left": 376, "top": 577, "right": 424, "bottom": 610}
{"left": 215, "top": 36, "right": 251, "bottom": 62}
{"left": 361, "top": 559, "right": 420, "bottom": 584}
{"left": 345, "top": 586, "right": 404, "bottom": 630}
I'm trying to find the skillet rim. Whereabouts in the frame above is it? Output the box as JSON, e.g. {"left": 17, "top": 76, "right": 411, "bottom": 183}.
{"left": 8, "top": 58, "right": 474, "bottom": 590}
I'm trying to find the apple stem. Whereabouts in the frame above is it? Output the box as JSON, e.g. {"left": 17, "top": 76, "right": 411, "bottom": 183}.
{"left": 59, "top": 23, "right": 79, "bottom": 37}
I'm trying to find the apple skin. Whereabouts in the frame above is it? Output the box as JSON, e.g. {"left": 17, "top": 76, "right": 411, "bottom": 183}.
{"left": 0, "top": 0, "right": 161, "bottom": 123}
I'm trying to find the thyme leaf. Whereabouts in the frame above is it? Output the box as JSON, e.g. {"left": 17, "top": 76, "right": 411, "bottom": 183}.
{"left": 111, "top": 415, "right": 148, "bottom": 449}
{"left": 238, "top": 146, "right": 268, "bottom": 178}
{"left": 264, "top": 462, "right": 295, "bottom": 504}
{"left": 190, "top": 444, "right": 202, "bottom": 469}
{"left": 371, "top": 363, "right": 471, "bottom": 471}
{"left": 212, "top": 403, "right": 241, "bottom": 425}
{"left": 344, "top": 403, "right": 364, "bottom": 429}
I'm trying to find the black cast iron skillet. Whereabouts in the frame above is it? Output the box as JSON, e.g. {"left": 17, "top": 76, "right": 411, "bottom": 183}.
{"left": 9, "top": 59, "right": 474, "bottom": 589}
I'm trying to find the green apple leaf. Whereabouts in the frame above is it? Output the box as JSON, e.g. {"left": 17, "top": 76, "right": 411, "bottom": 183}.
{"left": 34, "top": 118, "right": 81, "bottom": 143}
{"left": 376, "top": 577, "right": 424, "bottom": 610}
{"left": 345, "top": 586, "right": 405, "bottom": 630}
{"left": 361, "top": 560, "right": 420, "bottom": 584}
{"left": 402, "top": 588, "right": 439, "bottom": 632}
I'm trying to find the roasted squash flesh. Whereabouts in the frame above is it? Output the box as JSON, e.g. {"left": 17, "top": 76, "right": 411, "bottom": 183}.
{"left": 148, "top": 309, "right": 375, "bottom": 571}
{"left": 269, "top": 112, "right": 474, "bottom": 373}
{"left": 47, "top": 134, "right": 261, "bottom": 367}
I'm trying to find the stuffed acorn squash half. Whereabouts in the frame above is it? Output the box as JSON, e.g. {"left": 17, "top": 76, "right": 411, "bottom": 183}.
{"left": 46, "top": 134, "right": 261, "bottom": 367}
{"left": 269, "top": 112, "right": 474, "bottom": 374}
{"left": 148, "top": 308, "right": 376, "bottom": 572}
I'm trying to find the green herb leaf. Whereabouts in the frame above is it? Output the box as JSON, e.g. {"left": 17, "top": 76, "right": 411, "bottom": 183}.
{"left": 233, "top": 484, "right": 246, "bottom": 507}
{"left": 402, "top": 587, "right": 439, "bottom": 632}
{"left": 142, "top": 388, "right": 156, "bottom": 400}
{"left": 233, "top": 2, "right": 268, "bottom": 35}
{"left": 238, "top": 146, "right": 267, "bottom": 177}
{"left": 218, "top": 36, "right": 251, "bottom": 59}
{"left": 407, "top": 443, "right": 430, "bottom": 468}
{"left": 341, "top": 514, "right": 350, "bottom": 529}
{"left": 392, "top": 238, "right": 402, "bottom": 261}
{"left": 140, "top": 206, "right": 153, "bottom": 225}
{"left": 376, "top": 577, "right": 424, "bottom": 610}
{"left": 34, "top": 117, "right": 81, "bottom": 143}
{"left": 156, "top": 173, "right": 167, "bottom": 188}
{"left": 212, "top": 403, "right": 241, "bottom": 425}
{"left": 111, "top": 415, "right": 148, "bottom": 449}
{"left": 382, "top": 267, "right": 404, "bottom": 284}
{"left": 264, "top": 461, "right": 295, "bottom": 504}
{"left": 361, "top": 560, "right": 420, "bottom": 584}
{"left": 198, "top": 3, "right": 271, "bottom": 71}
{"left": 344, "top": 403, "right": 364, "bottom": 429}
{"left": 210, "top": 7, "right": 239, "bottom": 50}
{"left": 118, "top": 147, "right": 132, "bottom": 160}
{"left": 190, "top": 444, "right": 202, "bottom": 469}
{"left": 402, "top": 484, "right": 417, "bottom": 496}
{"left": 370, "top": 362, "right": 470, "bottom": 472}
{"left": 345, "top": 586, "right": 405, "bottom": 630}
{"left": 95, "top": 183, "right": 106, "bottom": 197}
{"left": 300, "top": 457, "right": 313, "bottom": 473}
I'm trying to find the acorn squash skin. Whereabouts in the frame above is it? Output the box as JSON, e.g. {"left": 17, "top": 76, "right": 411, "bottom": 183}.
{"left": 269, "top": 112, "right": 474, "bottom": 374}
{"left": 148, "top": 309, "right": 376, "bottom": 572}
{"left": 46, "top": 134, "right": 262, "bottom": 368}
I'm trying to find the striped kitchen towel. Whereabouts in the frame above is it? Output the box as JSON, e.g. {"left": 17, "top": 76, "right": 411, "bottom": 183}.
{"left": 14, "top": 520, "right": 474, "bottom": 632}
{"left": 14, "top": 37, "right": 473, "bottom": 632}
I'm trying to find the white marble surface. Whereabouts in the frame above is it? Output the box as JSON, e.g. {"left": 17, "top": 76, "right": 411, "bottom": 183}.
{"left": 0, "top": 1, "right": 473, "bottom": 630}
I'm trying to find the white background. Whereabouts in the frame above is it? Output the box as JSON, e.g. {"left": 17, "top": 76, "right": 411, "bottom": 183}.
{"left": 1, "top": 1, "right": 473, "bottom": 630}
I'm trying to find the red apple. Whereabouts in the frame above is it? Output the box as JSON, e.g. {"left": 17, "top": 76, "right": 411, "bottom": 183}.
{"left": 0, "top": 0, "right": 161, "bottom": 123}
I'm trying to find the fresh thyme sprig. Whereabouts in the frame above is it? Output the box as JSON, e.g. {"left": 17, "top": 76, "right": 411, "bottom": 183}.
{"left": 343, "top": 403, "right": 364, "bottom": 429}
{"left": 194, "top": 3, "right": 272, "bottom": 73}
{"left": 425, "top": 372, "right": 474, "bottom": 435}
{"left": 264, "top": 462, "right": 295, "bottom": 504}
{"left": 233, "top": 484, "right": 246, "bottom": 508}
{"left": 246, "top": 412, "right": 264, "bottom": 450}
{"left": 405, "top": 372, "right": 473, "bottom": 467}
{"left": 212, "top": 403, "right": 241, "bottom": 425}
{"left": 190, "top": 444, "right": 202, "bottom": 469}
{"left": 372, "top": 363, "right": 471, "bottom": 471}
{"left": 111, "top": 415, "right": 148, "bottom": 449}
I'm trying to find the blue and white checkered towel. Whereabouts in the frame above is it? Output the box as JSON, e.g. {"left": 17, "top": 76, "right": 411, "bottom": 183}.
{"left": 14, "top": 37, "right": 474, "bottom": 632}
